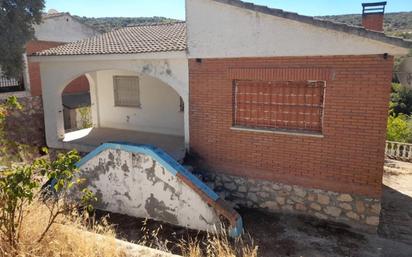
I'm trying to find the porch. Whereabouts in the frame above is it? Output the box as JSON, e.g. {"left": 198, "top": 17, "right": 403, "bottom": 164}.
{"left": 62, "top": 127, "right": 186, "bottom": 161}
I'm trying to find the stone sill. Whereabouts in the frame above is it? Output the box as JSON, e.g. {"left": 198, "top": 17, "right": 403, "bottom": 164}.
{"left": 230, "top": 126, "right": 324, "bottom": 138}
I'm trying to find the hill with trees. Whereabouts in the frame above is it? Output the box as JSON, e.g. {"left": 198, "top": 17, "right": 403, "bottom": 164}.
{"left": 319, "top": 11, "right": 412, "bottom": 39}
{"left": 74, "top": 16, "right": 179, "bottom": 33}
{"left": 75, "top": 12, "right": 412, "bottom": 39}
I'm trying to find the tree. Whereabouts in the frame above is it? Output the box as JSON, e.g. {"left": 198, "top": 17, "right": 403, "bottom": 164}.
{"left": 0, "top": 0, "right": 45, "bottom": 78}
{"left": 390, "top": 83, "right": 412, "bottom": 116}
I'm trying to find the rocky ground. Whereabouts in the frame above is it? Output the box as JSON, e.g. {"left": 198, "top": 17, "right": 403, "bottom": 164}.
{"left": 103, "top": 160, "right": 412, "bottom": 257}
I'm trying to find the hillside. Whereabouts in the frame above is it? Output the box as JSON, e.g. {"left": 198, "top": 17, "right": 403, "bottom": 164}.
{"left": 319, "top": 11, "right": 412, "bottom": 39}
{"left": 74, "top": 16, "right": 179, "bottom": 33}
{"left": 76, "top": 11, "right": 412, "bottom": 39}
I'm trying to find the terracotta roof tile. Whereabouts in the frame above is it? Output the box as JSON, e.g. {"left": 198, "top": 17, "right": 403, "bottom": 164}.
{"left": 33, "top": 22, "right": 186, "bottom": 56}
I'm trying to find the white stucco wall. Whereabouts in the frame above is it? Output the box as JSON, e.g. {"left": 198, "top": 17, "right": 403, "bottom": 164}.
{"left": 34, "top": 14, "right": 99, "bottom": 42}
{"left": 77, "top": 148, "right": 222, "bottom": 232}
{"left": 34, "top": 53, "right": 189, "bottom": 150}
{"left": 186, "top": 0, "right": 408, "bottom": 58}
{"left": 95, "top": 70, "right": 184, "bottom": 136}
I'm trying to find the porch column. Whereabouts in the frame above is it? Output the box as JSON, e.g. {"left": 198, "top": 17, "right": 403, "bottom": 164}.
{"left": 39, "top": 63, "right": 66, "bottom": 149}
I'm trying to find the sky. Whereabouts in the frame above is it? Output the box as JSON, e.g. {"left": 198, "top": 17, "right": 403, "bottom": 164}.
{"left": 44, "top": 0, "right": 412, "bottom": 19}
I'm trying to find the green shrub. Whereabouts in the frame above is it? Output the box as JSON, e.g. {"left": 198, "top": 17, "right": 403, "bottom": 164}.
{"left": 387, "top": 114, "right": 412, "bottom": 142}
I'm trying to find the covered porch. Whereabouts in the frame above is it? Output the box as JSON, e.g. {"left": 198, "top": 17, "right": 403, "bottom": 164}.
{"left": 63, "top": 127, "right": 185, "bottom": 161}
{"left": 29, "top": 23, "right": 189, "bottom": 161}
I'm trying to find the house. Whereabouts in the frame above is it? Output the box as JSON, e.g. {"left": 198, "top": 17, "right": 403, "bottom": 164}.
{"left": 29, "top": 0, "right": 412, "bottom": 231}
{"left": 0, "top": 10, "right": 99, "bottom": 146}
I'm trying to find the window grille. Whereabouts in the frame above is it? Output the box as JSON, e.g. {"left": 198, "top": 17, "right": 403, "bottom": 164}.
{"left": 234, "top": 80, "right": 325, "bottom": 133}
{"left": 113, "top": 76, "right": 140, "bottom": 107}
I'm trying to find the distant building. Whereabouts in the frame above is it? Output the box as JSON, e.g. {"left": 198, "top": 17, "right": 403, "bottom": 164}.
{"left": 0, "top": 10, "right": 99, "bottom": 97}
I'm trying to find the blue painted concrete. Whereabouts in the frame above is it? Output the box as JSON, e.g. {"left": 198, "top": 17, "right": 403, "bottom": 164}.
{"left": 229, "top": 216, "right": 244, "bottom": 238}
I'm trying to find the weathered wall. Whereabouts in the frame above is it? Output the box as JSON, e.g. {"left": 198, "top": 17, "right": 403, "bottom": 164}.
{"left": 186, "top": 0, "right": 407, "bottom": 58}
{"left": 189, "top": 55, "right": 393, "bottom": 201}
{"left": 1, "top": 96, "right": 45, "bottom": 146}
{"left": 34, "top": 14, "right": 99, "bottom": 43}
{"left": 95, "top": 70, "right": 184, "bottom": 136}
{"left": 77, "top": 146, "right": 224, "bottom": 233}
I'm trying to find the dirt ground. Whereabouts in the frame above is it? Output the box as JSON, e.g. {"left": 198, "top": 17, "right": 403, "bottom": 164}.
{"left": 101, "top": 159, "right": 412, "bottom": 257}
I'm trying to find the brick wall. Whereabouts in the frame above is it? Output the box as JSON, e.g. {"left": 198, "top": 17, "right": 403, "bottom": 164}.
{"left": 362, "top": 14, "right": 384, "bottom": 32}
{"left": 189, "top": 55, "right": 393, "bottom": 198}
{"left": 26, "top": 40, "right": 90, "bottom": 96}
{"left": 62, "top": 76, "right": 90, "bottom": 94}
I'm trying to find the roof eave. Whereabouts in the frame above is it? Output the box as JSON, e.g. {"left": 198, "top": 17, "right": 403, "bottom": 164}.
{"left": 28, "top": 50, "right": 188, "bottom": 62}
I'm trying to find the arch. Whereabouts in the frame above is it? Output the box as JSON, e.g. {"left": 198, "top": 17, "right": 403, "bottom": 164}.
{"left": 61, "top": 74, "right": 93, "bottom": 132}
{"left": 40, "top": 58, "right": 189, "bottom": 159}
{"left": 53, "top": 64, "right": 187, "bottom": 101}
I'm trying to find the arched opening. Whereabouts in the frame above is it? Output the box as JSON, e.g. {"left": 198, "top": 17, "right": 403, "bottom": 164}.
{"left": 60, "top": 69, "right": 185, "bottom": 161}
{"left": 61, "top": 75, "right": 92, "bottom": 132}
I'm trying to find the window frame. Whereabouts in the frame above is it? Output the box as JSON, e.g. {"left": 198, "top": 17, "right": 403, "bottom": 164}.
{"left": 113, "top": 75, "right": 141, "bottom": 108}
{"left": 232, "top": 79, "right": 326, "bottom": 136}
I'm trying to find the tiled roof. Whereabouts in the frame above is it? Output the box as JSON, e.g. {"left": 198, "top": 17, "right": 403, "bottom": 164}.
{"left": 213, "top": 0, "right": 412, "bottom": 49}
{"left": 33, "top": 22, "right": 186, "bottom": 56}
{"left": 42, "top": 12, "right": 69, "bottom": 19}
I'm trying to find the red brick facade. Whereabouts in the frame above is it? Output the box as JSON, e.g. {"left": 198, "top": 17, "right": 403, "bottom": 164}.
{"left": 26, "top": 40, "right": 90, "bottom": 96}
{"left": 189, "top": 55, "right": 393, "bottom": 198}
{"left": 362, "top": 14, "right": 384, "bottom": 32}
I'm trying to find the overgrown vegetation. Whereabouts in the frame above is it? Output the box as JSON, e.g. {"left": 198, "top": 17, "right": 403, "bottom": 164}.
{"left": 78, "top": 106, "right": 93, "bottom": 129}
{"left": 388, "top": 83, "right": 412, "bottom": 143}
{"left": 0, "top": 98, "right": 109, "bottom": 256}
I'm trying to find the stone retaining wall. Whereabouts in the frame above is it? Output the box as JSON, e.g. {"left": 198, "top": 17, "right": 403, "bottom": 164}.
{"left": 202, "top": 172, "right": 381, "bottom": 232}
{"left": 1, "top": 95, "right": 45, "bottom": 146}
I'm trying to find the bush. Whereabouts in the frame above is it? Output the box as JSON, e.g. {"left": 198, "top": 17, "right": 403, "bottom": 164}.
{"left": 390, "top": 83, "right": 412, "bottom": 116}
{"left": 387, "top": 114, "right": 412, "bottom": 142}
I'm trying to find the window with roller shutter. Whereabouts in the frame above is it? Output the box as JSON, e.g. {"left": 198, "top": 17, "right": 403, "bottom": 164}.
{"left": 233, "top": 80, "right": 326, "bottom": 133}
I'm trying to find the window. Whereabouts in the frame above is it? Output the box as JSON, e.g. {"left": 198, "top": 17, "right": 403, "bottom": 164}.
{"left": 113, "top": 76, "right": 140, "bottom": 107}
{"left": 234, "top": 80, "right": 325, "bottom": 133}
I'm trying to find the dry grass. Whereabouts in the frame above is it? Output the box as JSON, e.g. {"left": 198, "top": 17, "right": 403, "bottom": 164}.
{"left": 136, "top": 219, "right": 258, "bottom": 257}
{"left": 1, "top": 200, "right": 258, "bottom": 257}
{"left": 178, "top": 231, "right": 258, "bottom": 257}
{"left": 179, "top": 233, "right": 258, "bottom": 257}
{"left": 0, "top": 200, "right": 125, "bottom": 257}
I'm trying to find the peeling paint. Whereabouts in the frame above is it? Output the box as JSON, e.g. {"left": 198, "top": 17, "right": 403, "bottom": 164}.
{"left": 74, "top": 144, "right": 243, "bottom": 235}
{"left": 145, "top": 193, "right": 179, "bottom": 225}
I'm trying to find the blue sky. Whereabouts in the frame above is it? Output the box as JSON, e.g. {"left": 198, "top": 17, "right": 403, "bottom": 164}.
{"left": 45, "top": 0, "right": 412, "bottom": 19}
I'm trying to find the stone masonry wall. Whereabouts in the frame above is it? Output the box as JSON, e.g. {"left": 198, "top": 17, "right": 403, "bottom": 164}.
{"left": 202, "top": 172, "right": 381, "bottom": 232}
{"left": 1, "top": 95, "right": 45, "bottom": 146}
